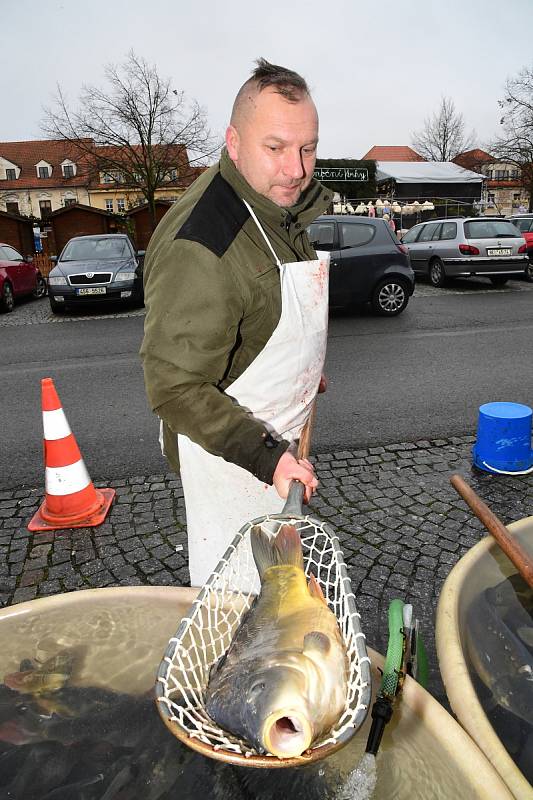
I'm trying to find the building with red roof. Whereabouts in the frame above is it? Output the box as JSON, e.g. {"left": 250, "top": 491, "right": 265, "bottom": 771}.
{"left": 361, "top": 145, "right": 426, "bottom": 162}
{"left": 0, "top": 138, "right": 204, "bottom": 220}
{"left": 0, "top": 139, "right": 93, "bottom": 218}
{"left": 452, "top": 149, "right": 530, "bottom": 215}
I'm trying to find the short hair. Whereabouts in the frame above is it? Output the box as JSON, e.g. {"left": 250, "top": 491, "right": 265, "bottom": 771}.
{"left": 248, "top": 58, "right": 309, "bottom": 101}
{"left": 231, "top": 58, "right": 310, "bottom": 124}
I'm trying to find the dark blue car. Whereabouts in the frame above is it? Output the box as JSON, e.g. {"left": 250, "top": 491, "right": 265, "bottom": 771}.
{"left": 307, "top": 215, "right": 415, "bottom": 315}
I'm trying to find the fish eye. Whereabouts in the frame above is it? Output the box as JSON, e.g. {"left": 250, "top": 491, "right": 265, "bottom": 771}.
{"left": 249, "top": 681, "right": 266, "bottom": 695}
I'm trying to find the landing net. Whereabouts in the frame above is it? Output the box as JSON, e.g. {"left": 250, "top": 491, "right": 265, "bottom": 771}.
{"left": 155, "top": 514, "right": 371, "bottom": 766}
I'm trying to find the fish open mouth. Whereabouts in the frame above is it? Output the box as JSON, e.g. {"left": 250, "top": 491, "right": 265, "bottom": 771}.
{"left": 263, "top": 711, "right": 312, "bottom": 758}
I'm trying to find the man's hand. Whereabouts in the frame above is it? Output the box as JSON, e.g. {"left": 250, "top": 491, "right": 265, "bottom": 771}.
{"left": 272, "top": 451, "right": 318, "bottom": 504}
{"left": 318, "top": 374, "right": 328, "bottom": 393}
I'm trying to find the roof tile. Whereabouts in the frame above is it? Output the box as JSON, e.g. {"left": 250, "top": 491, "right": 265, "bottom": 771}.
{"left": 362, "top": 145, "right": 426, "bottom": 162}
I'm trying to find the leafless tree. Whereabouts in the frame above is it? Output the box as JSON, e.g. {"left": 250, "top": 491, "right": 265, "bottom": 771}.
{"left": 489, "top": 64, "right": 533, "bottom": 212}
{"left": 411, "top": 97, "right": 476, "bottom": 161}
{"left": 43, "top": 51, "right": 220, "bottom": 230}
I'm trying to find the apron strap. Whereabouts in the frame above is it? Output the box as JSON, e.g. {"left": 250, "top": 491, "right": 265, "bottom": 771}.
{"left": 242, "top": 199, "right": 282, "bottom": 268}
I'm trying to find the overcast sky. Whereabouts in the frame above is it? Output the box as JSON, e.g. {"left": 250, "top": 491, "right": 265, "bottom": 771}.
{"left": 3, "top": 0, "right": 533, "bottom": 160}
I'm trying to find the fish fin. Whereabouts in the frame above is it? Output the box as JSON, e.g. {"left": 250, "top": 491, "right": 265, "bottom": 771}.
{"left": 251, "top": 524, "right": 304, "bottom": 577}
{"left": 250, "top": 525, "right": 277, "bottom": 579}
{"left": 304, "top": 631, "right": 331, "bottom": 655}
{"left": 308, "top": 573, "right": 328, "bottom": 604}
{"left": 273, "top": 524, "right": 304, "bottom": 570}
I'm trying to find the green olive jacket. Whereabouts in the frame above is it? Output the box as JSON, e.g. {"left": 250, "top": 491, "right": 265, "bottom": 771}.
{"left": 140, "top": 149, "right": 331, "bottom": 483}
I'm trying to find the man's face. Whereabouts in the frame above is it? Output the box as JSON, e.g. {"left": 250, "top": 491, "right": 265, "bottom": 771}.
{"left": 226, "top": 87, "right": 319, "bottom": 207}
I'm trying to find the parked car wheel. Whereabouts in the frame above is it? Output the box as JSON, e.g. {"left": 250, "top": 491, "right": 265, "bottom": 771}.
{"left": 0, "top": 281, "right": 14, "bottom": 313}
{"left": 490, "top": 276, "right": 509, "bottom": 287}
{"left": 49, "top": 297, "right": 66, "bottom": 314}
{"left": 524, "top": 262, "right": 533, "bottom": 283}
{"left": 32, "top": 274, "right": 47, "bottom": 299}
{"left": 371, "top": 278, "right": 409, "bottom": 316}
{"left": 429, "top": 258, "right": 447, "bottom": 288}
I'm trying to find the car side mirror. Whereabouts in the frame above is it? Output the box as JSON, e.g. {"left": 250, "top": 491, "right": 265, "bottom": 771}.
{"left": 49, "top": 255, "right": 58, "bottom": 263}
{"left": 23, "top": 255, "right": 33, "bottom": 263}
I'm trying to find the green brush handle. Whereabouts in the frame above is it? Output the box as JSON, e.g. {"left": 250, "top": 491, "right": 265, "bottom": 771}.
{"left": 380, "top": 599, "right": 405, "bottom": 698}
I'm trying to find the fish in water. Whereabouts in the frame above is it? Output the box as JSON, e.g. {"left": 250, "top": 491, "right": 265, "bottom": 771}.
{"left": 466, "top": 577, "right": 533, "bottom": 725}
{"left": 4, "top": 652, "right": 75, "bottom": 697}
{"left": 3, "top": 649, "right": 87, "bottom": 719}
{"left": 205, "top": 524, "right": 348, "bottom": 759}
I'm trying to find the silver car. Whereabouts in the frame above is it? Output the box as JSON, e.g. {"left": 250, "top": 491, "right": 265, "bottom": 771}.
{"left": 401, "top": 217, "right": 529, "bottom": 287}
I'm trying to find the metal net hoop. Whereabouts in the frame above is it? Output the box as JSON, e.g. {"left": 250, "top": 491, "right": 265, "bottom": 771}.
{"left": 156, "top": 514, "right": 371, "bottom": 763}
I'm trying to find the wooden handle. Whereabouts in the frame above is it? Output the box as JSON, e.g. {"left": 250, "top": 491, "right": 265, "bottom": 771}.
{"left": 297, "top": 402, "right": 316, "bottom": 460}
{"left": 450, "top": 474, "right": 533, "bottom": 589}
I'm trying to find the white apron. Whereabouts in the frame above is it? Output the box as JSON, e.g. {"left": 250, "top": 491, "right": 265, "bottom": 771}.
{"left": 166, "top": 201, "right": 330, "bottom": 587}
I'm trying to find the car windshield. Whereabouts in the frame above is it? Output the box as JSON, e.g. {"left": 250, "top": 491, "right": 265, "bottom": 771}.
{"left": 464, "top": 220, "right": 520, "bottom": 239}
{"left": 61, "top": 238, "right": 131, "bottom": 261}
{"left": 512, "top": 218, "right": 533, "bottom": 232}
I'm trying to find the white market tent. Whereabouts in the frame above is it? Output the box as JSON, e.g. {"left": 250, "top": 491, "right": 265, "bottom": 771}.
{"left": 376, "top": 161, "right": 485, "bottom": 184}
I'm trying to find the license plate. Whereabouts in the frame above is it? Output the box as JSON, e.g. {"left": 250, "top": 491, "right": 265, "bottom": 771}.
{"left": 77, "top": 287, "right": 106, "bottom": 295}
{"left": 487, "top": 248, "right": 512, "bottom": 256}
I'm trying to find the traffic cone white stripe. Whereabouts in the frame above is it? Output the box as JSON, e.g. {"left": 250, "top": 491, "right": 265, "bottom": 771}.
{"left": 45, "top": 459, "right": 91, "bottom": 496}
{"left": 43, "top": 408, "right": 72, "bottom": 441}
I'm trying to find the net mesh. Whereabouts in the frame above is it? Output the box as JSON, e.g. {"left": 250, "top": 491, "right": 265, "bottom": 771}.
{"left": 156, "top": 514, "right": 371, "bottom": 761}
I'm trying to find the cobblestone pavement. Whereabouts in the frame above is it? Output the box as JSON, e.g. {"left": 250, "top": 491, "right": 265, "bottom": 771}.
{"left": 0, "top": 295, "right": 145, "bottom": 326}
{"left": 1, "top": 435, "right": 532, "bottom": 705}
{"left": 2, "top": 275, "right": 533, "bottom": 327}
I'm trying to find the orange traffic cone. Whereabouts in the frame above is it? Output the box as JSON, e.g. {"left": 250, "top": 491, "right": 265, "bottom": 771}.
{"left": 28, "top": 378, "right": 115, "bottom": 531}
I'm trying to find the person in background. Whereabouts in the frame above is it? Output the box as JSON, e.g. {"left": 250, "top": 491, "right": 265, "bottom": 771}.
{"left": 383, "top": 212, "right": 396, "bottom": 233}
{"left": 140, "top": 59, "right": 331, "bottom": 586}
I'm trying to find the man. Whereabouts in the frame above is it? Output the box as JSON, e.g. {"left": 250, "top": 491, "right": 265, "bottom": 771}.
{"left": 141, "top": 59, "right": 331, "bottom": 586}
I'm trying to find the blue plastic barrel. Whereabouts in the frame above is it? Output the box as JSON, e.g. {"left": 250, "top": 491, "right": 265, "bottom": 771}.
{"left": 473, "top": 402, "right": 533, "bottom": 473}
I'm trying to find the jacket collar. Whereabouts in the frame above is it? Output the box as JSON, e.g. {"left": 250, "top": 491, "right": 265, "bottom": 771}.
{"left": 219, "top": 148, "right": 331, "bottom": 229}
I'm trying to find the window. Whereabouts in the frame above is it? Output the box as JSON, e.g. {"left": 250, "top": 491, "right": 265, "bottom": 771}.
{"left": 39, "top": 199, "right": 52, "bottom": 218}
{"left": 62, "top": 237, "right": 133, "bottom": 261}
{"left": 38, "top": 166, "right": 50, "bottom": 179}
{"left": 307, "top": 222, "right": 336, "bottom": 250}
{"left": 102, "top": 173, "right": 114, "bottom": 184}
{"left": 439, "top": 222, "right": 457, "bottom": 241}
{"left": 401, "top": 224, "right": 423, "bottom": 243}
{"left": 464, "top": 220, "right": 519, "bottom": 239}
{"left": 117, "top": 198, "right": 125, "bottom": 212}
{"left": 340, "top": 222, "right": 375, "bottom": 248}
{"left": 105, "top": 199, "right": 114, "bottom": 212}
{"left": 63, "top": 164, "right": 74, "bottom": 178}
{"left": 168, "top": 168, "right": 178, "bottom": 180}
{"left": 5, "top": 168, "right": 16, "bottom": 180}
{"left": 5, "top": 201, "right": 19, "bottom": 215}
{"left": 418, "top": 222, "right": 441, "bottom": 242}
{"left": 510, "top": 169, "right": 519, "bottom": 179}
{"left": 64, "top": 198, "right": 76, "bottom": 207}
{"left": 513, "top": 218, "right": 533, "bottom": 233}
{"left": 1, "top": 245, "right": 23, "bottom": 261}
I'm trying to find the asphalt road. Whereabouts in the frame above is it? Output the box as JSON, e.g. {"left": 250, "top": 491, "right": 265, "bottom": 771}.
{"left": 2, "top": 279, "right": 533, "bottom": 490}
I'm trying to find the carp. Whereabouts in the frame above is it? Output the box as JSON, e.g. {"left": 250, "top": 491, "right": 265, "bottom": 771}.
{"left": 205, "top": 524, "right": 348, "bottom": 758}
